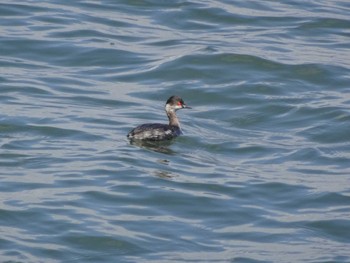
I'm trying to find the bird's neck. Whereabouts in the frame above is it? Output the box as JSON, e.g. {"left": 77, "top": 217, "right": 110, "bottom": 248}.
{"left": 166, "top": 108, "right": 180, "bottom": 127}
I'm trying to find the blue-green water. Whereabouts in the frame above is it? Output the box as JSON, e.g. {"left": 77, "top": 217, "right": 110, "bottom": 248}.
{"left": 1, "top": 1, "right": 350, "bottom": 262}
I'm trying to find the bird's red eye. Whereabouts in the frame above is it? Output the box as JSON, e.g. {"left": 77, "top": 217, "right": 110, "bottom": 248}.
{"left": 177, "top": 101, "right": 182, "bottom": 106}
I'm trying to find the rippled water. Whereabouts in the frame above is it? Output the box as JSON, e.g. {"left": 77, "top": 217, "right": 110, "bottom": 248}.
{"left": 1, "top": 1, "right": 350, "bottom": 262}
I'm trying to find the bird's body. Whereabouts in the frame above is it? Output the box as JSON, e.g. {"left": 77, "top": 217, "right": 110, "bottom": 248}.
{"left": 127, "top": 123, "right": 181, "bottom": 141}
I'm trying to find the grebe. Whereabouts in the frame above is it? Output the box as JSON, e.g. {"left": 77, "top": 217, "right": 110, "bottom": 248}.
{"left": 127, "top": 95, "right": 191, "bottom": 141}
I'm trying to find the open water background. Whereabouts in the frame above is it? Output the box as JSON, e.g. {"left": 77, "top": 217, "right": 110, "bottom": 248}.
{"left": 1, "top": 1, "right": 350, "bottom": 262}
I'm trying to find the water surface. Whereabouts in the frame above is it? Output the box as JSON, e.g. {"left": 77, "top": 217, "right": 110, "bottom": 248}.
{"left": 1, "top": 1, "right": 350, "bottom": 262}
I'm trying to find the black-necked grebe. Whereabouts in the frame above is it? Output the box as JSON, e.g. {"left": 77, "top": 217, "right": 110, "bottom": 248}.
{"left": 127, "top": 96, "right": 191, "bottom": 141}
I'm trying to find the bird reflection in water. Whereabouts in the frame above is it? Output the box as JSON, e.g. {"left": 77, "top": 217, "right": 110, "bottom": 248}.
{"left": 129, "top": 139, "right": 176, "bottom": 154}
{"left": 153, "top": 170, "right": 177, "bottom": 179}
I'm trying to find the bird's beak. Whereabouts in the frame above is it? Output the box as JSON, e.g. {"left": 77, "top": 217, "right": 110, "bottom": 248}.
{"left": 183, "top": 104, "right": 192, "bottom": 109}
